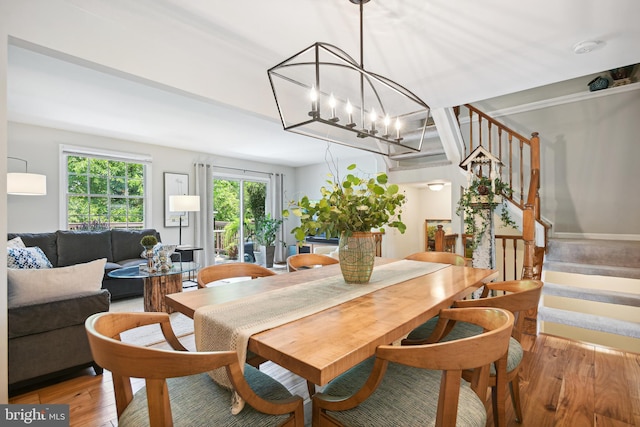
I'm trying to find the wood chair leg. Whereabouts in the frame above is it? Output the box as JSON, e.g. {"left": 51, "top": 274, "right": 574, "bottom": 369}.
{"left": 510, "top": 375, "right": 523, "bottom": 423}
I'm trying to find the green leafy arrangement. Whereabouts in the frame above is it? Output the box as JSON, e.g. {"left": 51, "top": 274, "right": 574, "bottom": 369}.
{"left": 140, "top": 235, "right": 158, "bottom": 248}
{"left": 456, "top": 176, "right": 517, "bottom": 249}
{"left": 254, "top": 214, "right": 284, "bottom": 247}
{"left": 283, "top": 164, "right": 407, "bottom": 242}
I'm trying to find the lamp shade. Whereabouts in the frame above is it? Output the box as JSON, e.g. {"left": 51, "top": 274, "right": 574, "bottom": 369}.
{"left": 7, "top": 172, "right": 47, "bottom": 196}
{"left": 169, "top": 195, "right": 200, "bottom": 212}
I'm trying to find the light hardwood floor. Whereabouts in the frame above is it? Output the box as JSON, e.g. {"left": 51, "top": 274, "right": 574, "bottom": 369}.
{"left": 9, "top": 331, "right": 640, "bottom": 426}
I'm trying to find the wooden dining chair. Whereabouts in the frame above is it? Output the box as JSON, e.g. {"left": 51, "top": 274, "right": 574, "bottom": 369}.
{"left": 402, "top": 279, "right": 543, "bottom": 427}
{"left": 85, "top": 311, "right": 304, "bottom": 427}
{"left": 197, "top": 262, "right": 276, "bottom": 288}
{"left": 405, "top": 251, "right": 467, "bottom": 266}
{"left": 287, "top": 253, "right": 339, "bottom": 272}
{"left": 313, "top": 307, "right": 514, "bottom": 427}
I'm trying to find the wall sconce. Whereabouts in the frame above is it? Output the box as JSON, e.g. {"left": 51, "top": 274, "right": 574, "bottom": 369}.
{"left": 427, "top": 182, "right": 445, "bottom": 192}
{"left": 7, "top": 157, "right": 47, "bottom": 196}
{"left": 169, "top": 195, "right": 200, "bottom": 245}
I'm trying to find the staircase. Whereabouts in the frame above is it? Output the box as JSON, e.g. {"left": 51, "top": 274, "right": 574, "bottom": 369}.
{"left": 397, "top": 103, "right": 640, "bottom": 350}
{"left": 538, "top": 238, "right": 640, "bottom": 352}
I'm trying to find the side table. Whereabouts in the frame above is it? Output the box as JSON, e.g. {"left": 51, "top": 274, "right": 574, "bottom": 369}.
{"left": 108, "top": 262, "right": 199, "bottom": 312}
{"left": 176, "top": 246, "right": 203, "bottom": 281}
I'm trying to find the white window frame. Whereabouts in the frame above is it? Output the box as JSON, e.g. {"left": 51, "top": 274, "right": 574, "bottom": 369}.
{"left": 59, "top": 145, "right": 153, "bottom": 230}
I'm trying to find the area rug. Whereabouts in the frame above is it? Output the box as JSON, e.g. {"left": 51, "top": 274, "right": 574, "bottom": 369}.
{"left": 110, "top": 295, "right": 195, "bottom": 347}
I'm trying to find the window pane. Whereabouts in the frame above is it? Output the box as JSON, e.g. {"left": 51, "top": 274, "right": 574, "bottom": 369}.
{"left": 90, "top": 159, "right": 108, "bottom": 175}
{"left": 129, "top": 198, "right": 144, "bottom": 224}
{"left": 65, "top": 154, "right": 147, "bottom": 230}
{"left": 91, "top": 196, "right": 108, "bottom": 218}
{"left": 67, "top": 156, "right": 88, "bottom": 174}
{"left": 109, "top": 160, "right": 127, "bottom": 177}
{"left": 128, "top": 178, "right": 143, "bottom": 196}
{"left": 127, "top": 163, "right": 143, "bottom": 177}
{"left": 89, "top": 176, "right": 108, "bottom": 194}
{"left": 110, "top": 177, "right": 126, "bottom": 196}
{"left": 68, "top": 174, "right": 87, "bottom": 194}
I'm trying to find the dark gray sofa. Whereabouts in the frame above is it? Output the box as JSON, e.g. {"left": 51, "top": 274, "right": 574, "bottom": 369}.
{"left": 8, "top": 228, "right": 161, "bottom": 300}
{"left": 6, "top": 228, "right": 160, "bottom": 389}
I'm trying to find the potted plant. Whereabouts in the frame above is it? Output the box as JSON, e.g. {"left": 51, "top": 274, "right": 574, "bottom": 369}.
{"left": 140, "top": 235, "right": 158, "bottom": 271}
{"left": 456, "top": 175, "right": 516, "bottom": 251}
{"left": 283, "top": 164, "right": 406, "bottom": 283}
{"left": 254, "top": 214, "right": 284, "bottom": 268}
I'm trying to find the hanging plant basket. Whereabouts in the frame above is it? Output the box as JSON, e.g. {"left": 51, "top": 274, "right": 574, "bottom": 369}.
{"left": 457, "top": 176, "right": 516, "bottom": 250}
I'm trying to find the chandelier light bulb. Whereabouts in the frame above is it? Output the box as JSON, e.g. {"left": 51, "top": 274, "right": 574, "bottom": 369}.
{"left": 346, "top": 100, "right": 355, "bottom": 127}
{"left": 383, "top": 114, "right": 391, "bottom": 136}
{"left": 329, "top": 93, "right": 339, "bottom": 122}
{"left": 395, "top": 117, "right": 401, "bottom": 140}
{"left": 369, "top": 108, "right": 377, "bottom": 134}
{"left": 309, "top": 85, "right": 318, "bottom": 116}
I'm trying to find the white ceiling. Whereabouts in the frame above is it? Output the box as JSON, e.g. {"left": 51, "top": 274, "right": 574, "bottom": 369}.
{"left": 6, "top": 0, "right": 640, "bottom": 167}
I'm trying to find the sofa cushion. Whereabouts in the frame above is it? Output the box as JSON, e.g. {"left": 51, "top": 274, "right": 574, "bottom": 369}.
{"left": 8, "top": 232, "right": 58, "bottom": 266}
{"left": 7, "top": 247, "right": 53, "bottom": 269}
{"left": 56, "top": 230, "right": 112, "bottom": 266}
{"left": 111, "top": 228, "right": 160, "bottom": 262}
{"left": 8, "top": 258, "right": 107, "bottom": 308}
{"left": 8, "top": 289, "right": 111, "bottom": 339}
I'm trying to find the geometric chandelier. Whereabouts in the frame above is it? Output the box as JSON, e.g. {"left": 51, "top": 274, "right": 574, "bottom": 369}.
{"left": 267, "top": 0, "right": 430, "bottom": 157}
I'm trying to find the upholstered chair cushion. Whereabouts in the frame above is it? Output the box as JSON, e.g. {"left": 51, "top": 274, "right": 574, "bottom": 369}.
{"left": 406, "top": 317, "right": 523, "bottom": 375}
{"left": 320, "top": 357, "right": 487, "bottom": 427}
{"left": 119, "top": 364, "right": 294, "bottom": 427}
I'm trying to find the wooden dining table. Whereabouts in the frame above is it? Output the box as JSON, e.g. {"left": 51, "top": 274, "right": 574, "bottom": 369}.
{"left": 165, "top": 258, "right": 498, "bottom": 387}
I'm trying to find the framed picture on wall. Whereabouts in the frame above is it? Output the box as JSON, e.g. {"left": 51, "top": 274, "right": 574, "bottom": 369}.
{"left": 164, "top": 172, "right": 189, "bottom": 227}
{"left": 425, "top": 219, "right": 452, "bottom": 251}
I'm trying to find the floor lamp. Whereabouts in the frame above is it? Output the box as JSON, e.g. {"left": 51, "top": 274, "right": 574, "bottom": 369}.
{"left": 169, "top": 195, "right": 200, "bottom": 246}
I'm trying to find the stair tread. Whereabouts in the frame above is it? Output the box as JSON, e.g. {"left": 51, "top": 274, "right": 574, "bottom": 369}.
{"left": 547, "top": 239, "right": 640, "bottom": 264}
{"left": 544, "top": 260, "right": 640, "bottom": 279}
{"left": 542, "top": 282, "right": 640, "bottom": 306}
{"left": 539, "top": 306, "right": 640, "bottom": 338}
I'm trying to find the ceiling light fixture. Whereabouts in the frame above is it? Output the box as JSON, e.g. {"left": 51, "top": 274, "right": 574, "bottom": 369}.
{"left": 427, "top": 182, "right": 445, "bottom": 192}
{"left": 7, "top": 157, "right": 47, "bottom": 196}
{"left": 267, "top": 0, "right": 430, "bottom": 157}
{"left": 573, "top": 40, "right": 605, "bottom": 54}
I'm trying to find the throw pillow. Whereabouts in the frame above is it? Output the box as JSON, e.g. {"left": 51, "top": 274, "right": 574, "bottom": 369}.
{"left": 7, "top": 247, "right": 53, "bottom": 269}
{"left": 8, "top": 258, "right": 106, "bottom": 308}
{"left": 7, "top": 236, "right": 26, "bottom": 249}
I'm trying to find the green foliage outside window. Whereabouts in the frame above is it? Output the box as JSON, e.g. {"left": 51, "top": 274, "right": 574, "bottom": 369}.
{"left": 66, "top": 155, "right": 146, "bottom": 229}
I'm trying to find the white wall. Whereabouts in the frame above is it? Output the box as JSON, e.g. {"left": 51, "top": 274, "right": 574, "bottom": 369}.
{"left": 7, "top": 122, "right": 297, "bottom": 244}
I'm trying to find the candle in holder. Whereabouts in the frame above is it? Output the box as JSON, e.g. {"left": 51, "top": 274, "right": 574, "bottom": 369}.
{"left": 309, "top": 85, "right": 318, "bottom": 117}
{"left": 395, "top": 117, "right": 402, "bottom": 140}
{"left": 369, "top": 108, "right": 378, "bottom": 135}
{"left": 383, "top": 114, "right": 391, "bottom": 137}
{"left": 346, "top": 100, "right": 355, "bottom": 128}
{"left": 328, "top": 93, "right": 339, "bottom": 122}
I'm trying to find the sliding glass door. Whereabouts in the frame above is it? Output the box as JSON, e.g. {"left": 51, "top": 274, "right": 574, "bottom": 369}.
{"left": 213, "top": 176, "right": 267, "bottom": 264}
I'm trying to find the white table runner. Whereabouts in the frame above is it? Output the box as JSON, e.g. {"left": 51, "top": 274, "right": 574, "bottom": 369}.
{"left": 194, "top": 259, "right": 448, "bottom": 413}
